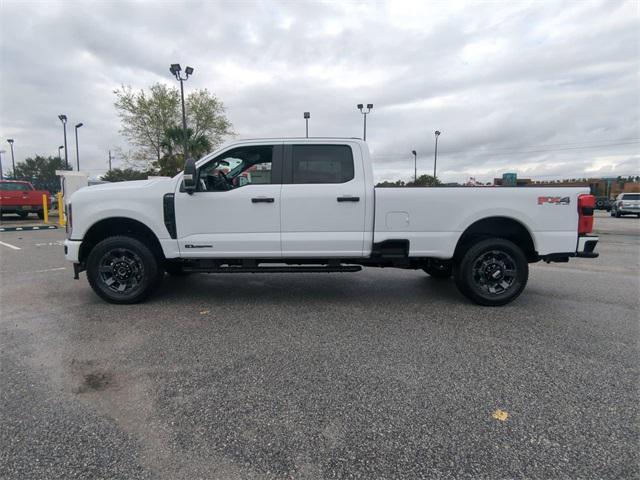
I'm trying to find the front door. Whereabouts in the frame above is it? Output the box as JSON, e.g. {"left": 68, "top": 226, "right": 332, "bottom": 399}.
{"left": 280, "top": 143, "right": 366, "bottom": 257}
{"left": 174, "top": 143, "right": 283, "bottom": 258}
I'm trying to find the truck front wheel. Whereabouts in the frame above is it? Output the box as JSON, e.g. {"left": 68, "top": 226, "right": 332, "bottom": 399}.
{"left": 454, "top": 238, "right": 528, "bottom": 306}
{"left": 86, "top": 235, "right": 162, "bottom": 304}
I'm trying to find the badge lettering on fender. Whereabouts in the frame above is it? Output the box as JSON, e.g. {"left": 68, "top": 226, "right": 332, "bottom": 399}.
{"left": 185, "top": 244, "right": 212, "bottom": 248}
{"left": 538, "top": 196, "right": 570, "bottom": 205}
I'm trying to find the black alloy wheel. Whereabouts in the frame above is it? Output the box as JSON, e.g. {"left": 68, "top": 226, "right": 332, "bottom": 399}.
{"left": 87, "top": 235, "right": 162, "bottom": 304}
{"left": 454, "top": 238, "right": 528, "bottom": 306}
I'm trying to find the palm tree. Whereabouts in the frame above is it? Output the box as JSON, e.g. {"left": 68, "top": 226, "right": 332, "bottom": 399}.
{"left": 157, "top": 126, "right": 213, "bottom": 176}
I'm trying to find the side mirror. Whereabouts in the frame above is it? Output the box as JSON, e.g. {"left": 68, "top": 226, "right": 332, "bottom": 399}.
{"left": 183, "top": 158, "right": 197, "bottom": 194}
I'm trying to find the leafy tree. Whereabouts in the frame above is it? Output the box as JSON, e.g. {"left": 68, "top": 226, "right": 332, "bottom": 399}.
{"left": 101, "top": 168, "right": 150, "bottom": 182}
{"left": 375, "top": 175, "right": 441, "bottom": 187}
{"left": 114, "top": 83, "right": 233, "bottom": 169}
{"left": 408, "top": 174, "right": 440, "bottom": 187}
{"left": 376, "top": 179, "right": 406, "bottom": 187}
{"left": 11, "top": 156, "right": 71, "bottom": 192}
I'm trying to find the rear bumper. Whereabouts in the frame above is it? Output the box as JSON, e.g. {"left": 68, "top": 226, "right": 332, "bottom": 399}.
{"left": 576, "top": 235, "right": 599, "bottom": 258}
{"left": 540, "top": 235, "right": 599, "bottom": 262}
{"left": 0, "top": 205, "right": 43, "bottom": 213}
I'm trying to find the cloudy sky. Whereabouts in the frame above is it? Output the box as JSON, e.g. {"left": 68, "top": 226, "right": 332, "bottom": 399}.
{"left": 1, "top": 0, "right": 638, "bottom": 183}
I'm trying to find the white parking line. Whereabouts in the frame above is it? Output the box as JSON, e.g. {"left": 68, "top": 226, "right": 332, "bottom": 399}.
{"left": 30, "top": 267, "right": 66, "bottom": 274}
{"left": 0, "top": 240, "right": 21, "bottom": 250}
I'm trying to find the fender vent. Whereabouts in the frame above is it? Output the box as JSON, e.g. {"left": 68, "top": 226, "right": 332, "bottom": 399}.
{"left": 163, "top": 193, "right": 177, "bottom": 239}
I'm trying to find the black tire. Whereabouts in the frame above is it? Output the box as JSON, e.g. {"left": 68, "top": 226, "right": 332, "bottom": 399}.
{"left": 164, "top": 260, "right": 189, "bottom": 276}
{"left": 37, "top": 211, "right": 44, "bottom": 220}
{"left": 454, "top": 238, "right": 528, "bottom": 306}
{"left": 423, "top": 261, "right": 452, "bottom": 279}
{"left": 86, "top": 235, "right": 163, "bottom": 304}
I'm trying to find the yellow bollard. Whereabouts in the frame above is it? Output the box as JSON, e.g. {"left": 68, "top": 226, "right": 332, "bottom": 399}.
{"left": 42, "top": 194, "right": 49, "bottom": 223}
{"left": 57, "top": 192, "right": 65, "bottom": 226}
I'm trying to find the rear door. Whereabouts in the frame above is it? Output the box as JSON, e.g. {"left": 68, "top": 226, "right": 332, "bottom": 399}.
{"left": 280, "top": 143, "right": 366, "bottom": 257}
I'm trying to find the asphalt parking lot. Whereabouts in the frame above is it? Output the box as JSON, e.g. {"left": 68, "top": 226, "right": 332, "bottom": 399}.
{"left": 0, "top": 211, "right": 638, "bottom": 479}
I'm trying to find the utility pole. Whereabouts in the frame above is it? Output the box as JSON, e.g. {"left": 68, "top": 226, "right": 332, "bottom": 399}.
{"left": 0, "top": 150, "right": 4, "bottom": 180}
{"left": 108, "top": 150, "right": 112, "bottom": 171}
{"left": 304, "top": 112, "right": 310, "bottom": 138}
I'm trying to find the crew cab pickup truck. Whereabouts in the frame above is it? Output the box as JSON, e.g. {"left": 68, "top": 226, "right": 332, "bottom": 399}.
{"left": 0, "top": 180, "right": 50, "bottom": 219}
{"left": 64, "top": 138, "right": 599, "bottom": 306}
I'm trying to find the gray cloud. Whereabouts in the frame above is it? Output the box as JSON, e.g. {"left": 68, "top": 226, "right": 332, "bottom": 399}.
{"left": 1, "top": 0, "right": 638, "bottom": 183}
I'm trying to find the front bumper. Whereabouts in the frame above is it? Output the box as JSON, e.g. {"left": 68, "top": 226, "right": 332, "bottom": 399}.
{"left": 64, "top": 239, "right": 82, "bottom": 263}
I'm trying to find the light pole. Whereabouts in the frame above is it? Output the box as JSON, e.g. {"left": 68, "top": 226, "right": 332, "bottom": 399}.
{"left": 411, "top": 150, "right": 417, "bottom": 184}
{"left": 58, "top": 145, "right": 64, "bottom": 160}
{"left": 74, "top": 123, "right": 83, "bottom": 171}
{"left": 0, "top": 150, "right": 5, "bottom": 180}
{"left": 108, "top": 150, "right": 112, "bottom": 171}
{"left": 169, "top": 63, "right": 194, "bottom": 160}
{"left": 357, "top": 103, "right": 373, "bottom": 141}
{"left": 433, "top": 130, "right": 441, "bottom": 181}
{"left": 58, "top": 115, "right": 69, "bottom": 169}
{"left": 304, "top": 112, "right": 310, "bottom": 138}
{"left": 7, "top": 139, "right": 15, "bottom": 178}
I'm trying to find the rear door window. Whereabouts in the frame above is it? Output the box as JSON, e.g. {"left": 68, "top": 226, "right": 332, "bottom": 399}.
{"left": 291, "top": 145, "right": 354, "bottom": 184}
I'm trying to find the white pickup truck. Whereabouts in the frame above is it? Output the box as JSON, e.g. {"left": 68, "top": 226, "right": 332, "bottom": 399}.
{"left": 64, "top": 138, "right": 598, "bottom": 306}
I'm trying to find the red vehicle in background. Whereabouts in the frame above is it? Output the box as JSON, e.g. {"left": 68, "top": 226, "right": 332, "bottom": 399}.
{"left": 0, "top": 180, "right": 51, "bottom": 219}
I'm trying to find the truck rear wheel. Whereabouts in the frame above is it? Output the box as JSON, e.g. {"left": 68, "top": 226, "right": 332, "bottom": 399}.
{"left": 86, "top": 235, "right": 162, "bottom": 304}
{"left": 454, "top": 238, "right": 528, "bottom": 306}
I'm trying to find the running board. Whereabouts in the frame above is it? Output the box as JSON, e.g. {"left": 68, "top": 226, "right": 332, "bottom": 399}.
{"left": 183, "top": 265, "right": 362, "bottom": 274}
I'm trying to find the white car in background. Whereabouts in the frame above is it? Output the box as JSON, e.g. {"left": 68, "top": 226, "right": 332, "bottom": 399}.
{"left": 610, "top": 193, "right": 640, "bottom": 218}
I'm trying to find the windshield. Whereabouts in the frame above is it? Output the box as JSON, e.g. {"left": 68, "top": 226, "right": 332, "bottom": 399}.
{"left": 0, "top": 182, "right": 31, "bottom": 191}
{"left": 622, "top": 194, "right": 640, "bottom": 200}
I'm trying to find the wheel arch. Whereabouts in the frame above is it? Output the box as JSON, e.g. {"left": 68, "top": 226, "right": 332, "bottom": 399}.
{"left": 454, "top": 216, "right": 538, "bottom": 262}
{"left": 79, "top": 217, "right": 165, "bottom": 264}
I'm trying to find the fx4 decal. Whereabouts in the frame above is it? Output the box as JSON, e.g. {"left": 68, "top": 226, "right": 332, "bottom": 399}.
{"left": 538, "top": 196, "right": 570, "bottom": 205}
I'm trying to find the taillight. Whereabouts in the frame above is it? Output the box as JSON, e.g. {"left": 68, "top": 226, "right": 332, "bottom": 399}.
{"left": 578, "top": 194, "right": 594, "bottom": 234}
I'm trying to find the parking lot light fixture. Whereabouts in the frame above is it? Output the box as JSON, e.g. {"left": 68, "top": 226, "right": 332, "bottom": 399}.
{"left": 412, "top": 150, "right": 417, "bottom": 184}
{"left": 170, "top": 63, "right": 194, "bottom": 159}
{"left": 434, "top": 130, "right": 441, "bottom": 181}
{"left": 304, "top": 112, "right": 310, "bottom": 138}
{"left": 357, "top": 104, "right": 373, "bottom": 141}
{"left": 58, "top": 114, "right": 69, "bottom": 169}
{"left": 74, "top": 123, "right": 83, "bottom": 171}
{"left": 7, "top": 139, "right": 15, "bottom": 178}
